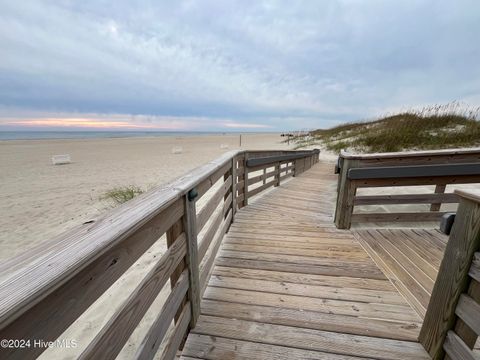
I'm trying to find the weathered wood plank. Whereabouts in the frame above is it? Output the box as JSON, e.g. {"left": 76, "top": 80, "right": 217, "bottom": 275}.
{"left": 212, "top": 266, "right": 394, "bottom": 291}
{"left": 247, "top": 169, "right": 277, "bottom": 186}
{"left": 334, "top": 158, "right": 358, "bottom": 229}
{"left": 160, "top": 302, "right": 191, "bottom": 360}
{"left": 0, "top": 198, "right": 184, "bottom": 360}
{"left": 79, "top": 234, "right": 187, "bottom": 360}
{"left": 354, "top": 229, "right": 432, "bottom": 317}
{"left": 354, "top": 175, "right": 480, "bottom": 188}
{"left": 183, "top": 194, "right": 200, "bottom": 328}
{"left": 443, "top": 331, "right": 478, "bottom": 360}
{"left": 455, "top": 294, "right": 480, "bottom": 337}
{"left": 203, "top": 287, "right": 419, "bottom": 322}
{"left": 200, "top": 299, "right": 420, "bottom": 341}
{"left": 431, "top": 184, "right": 447, "bottom": 211}
{"left": 452, "top": 279, "right": 480, "bottom": 349}
{"left": 197, "top": 193, "right": 231, "bottom": 262}
{"left": 221, "top": 242, "right": 369, "bottom": 260}
{"left": 340, "top": 147, "right": 480, "bottom": 162}
{"left": 469, "top": 253, "right": 480, "bottom": 283}
{"left": 183, "top": 333, "right": 371, "bottom": 360}
{"left": 135, "top": 270, "right": 189, "bottom": 360}
{"left": 348, "top": 163, "right": 480, "bottom": 180}
{"left": 352, "top": 211, "right": 446, "bottom": 223}
{"left": 214, "top": 257, "right": 386, "bottom": 280}
{"left": 208, "top": 275, "right": 406, "bottom": 305}
{"left": 196, "top": 175, "right": 232, "bottom": 234}
{"left": 247, "top": 179, "right": 277, "bottom": 198}
{"left": 199, "top": 209, "right": 233, "bottom": 294}
{"left": 354, "top": 193, "right": 458, "bottom": 205}
{"left": 420, "top": 192, "right": 480, "bottom": 359}
{"left": 191, "top": 316, "right": 429, "bottom": 360}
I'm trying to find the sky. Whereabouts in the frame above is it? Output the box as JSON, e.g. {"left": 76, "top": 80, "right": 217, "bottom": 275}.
{"left": 0, "top": 0, "right": 479, "bottom": 131}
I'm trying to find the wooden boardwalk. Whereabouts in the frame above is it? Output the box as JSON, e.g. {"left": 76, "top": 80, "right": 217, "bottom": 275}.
{"left": 355, "top": 228, "right": 447, "bottom": 318}
{"left": 181, "top": 161, "right": 432, "bottom": 359}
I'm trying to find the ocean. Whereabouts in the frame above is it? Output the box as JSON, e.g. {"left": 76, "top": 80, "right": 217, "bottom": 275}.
{"left": 0, "top": 131, "right": 240, "bottom": 141}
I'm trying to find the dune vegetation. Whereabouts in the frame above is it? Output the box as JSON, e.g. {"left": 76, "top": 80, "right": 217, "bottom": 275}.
{"left": 101, "top": 185, "right": 144, "bottom": 206}
{"left": 293, "top": 102, "right": 480, "bottom": 153}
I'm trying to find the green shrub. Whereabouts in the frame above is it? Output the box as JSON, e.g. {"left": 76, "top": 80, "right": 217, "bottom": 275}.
{"left": 101, "top": 185, "right": 144, "bottom": 205}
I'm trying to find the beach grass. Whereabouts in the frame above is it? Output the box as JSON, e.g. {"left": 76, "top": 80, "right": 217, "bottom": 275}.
{"left": 295, "top": 102, "right": 480, "bottom": 153}
{"left": 101, "top": 185, "right": 144, "bottom": 205}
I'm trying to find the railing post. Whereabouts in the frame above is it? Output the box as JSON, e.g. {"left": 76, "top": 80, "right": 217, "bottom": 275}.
{"left": 231, "top": 156, "right": 237, "bottom": 220}
{"left": 334, "top": 157, "right": 358, "bottom": 229}
{"left": 430, "top": 184, "right": 447, "bottom": 211}
{"left": 275, "top": 162, "right": 280, "bottom": 187}
{"left": 166, "top": 219, "right": 187, "bottom": 322}
{"left": 243, "top": 153, "right": 249, "bottom": 206}
{"left": 419, "top": 190, "right": 480, "bottom": 359}
{"left": 183, "top": 190, "right": 201, "bottom": 328}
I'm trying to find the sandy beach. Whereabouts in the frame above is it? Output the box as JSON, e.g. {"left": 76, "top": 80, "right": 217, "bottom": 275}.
{"left": 0, "top": 133, "right": 291, "bottom": 260}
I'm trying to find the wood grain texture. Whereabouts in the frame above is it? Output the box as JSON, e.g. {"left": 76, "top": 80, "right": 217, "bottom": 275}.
{"left": 182, "top": 160, "right": 430, "bottom": 360}
{"left": 135, "top": 270, "right": 189, "bottom": 360}
{"left": 183, "top": 333, "right": 371, "bottom": 360}
{"left": 191, "top": 316, "right": 429, "bottom": 360}
{"left": 354, "top": 228, "right": 447, "bottom": 318}
{"left": 196, "top": 175, "right": 232, "bottom": 234}
{"left": 0, "top": 198, "right": 184, "bottom": 360}
{"left": 197, "top": 194, "right": 231, "bottom": 261}
{"left": 455, "top": 294, "right": 480, "bottom": 336}
{"left": 183, "top": 195, "right": 200, "bottom": 328}
{"left": 351, "top": 211, "right": 446, "bottom": 223}
{"left": 354, "top": 193, "right": 458, "bottom": 205}
{"left": 419, "top": 194, "right": 480, "bottom": 359}
{"left": 160, "top": 302, "right": 191, "bottom": 360}
{"left": 79, "top": 233, "right": 187, "bottom": 360}
{"left": 443, "top": 331, "right": 478, "bottom": 360}
{"left": 430, "top": 184, "right": 447, "bottom": 211}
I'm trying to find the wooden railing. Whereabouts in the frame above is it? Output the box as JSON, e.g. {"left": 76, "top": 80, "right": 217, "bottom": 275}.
{"left": 419, "top": 190, "right": 480, "bottom": 360}
{"left": 242, "top": 149, "right": 319, "bottom": 206}
{"left": 0, "top": 149, "right": 319, "bottom": 360}
{"left": 334, "top": 148, "right": 480, "bottom": 229}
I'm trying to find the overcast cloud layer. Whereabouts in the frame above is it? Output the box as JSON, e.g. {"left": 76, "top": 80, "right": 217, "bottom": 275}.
{"left": 1, "top": 0, "right": 479, "bottom": 131}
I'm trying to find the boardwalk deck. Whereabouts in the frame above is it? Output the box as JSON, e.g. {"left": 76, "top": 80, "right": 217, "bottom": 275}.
{"left": 181, "top": 161, "right": 431, "bottom": 359}
{"left": 355, "top": 228, "right": 447, "bottom": 318}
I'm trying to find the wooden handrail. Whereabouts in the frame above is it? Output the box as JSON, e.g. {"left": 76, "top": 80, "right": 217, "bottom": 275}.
{"left": 334, "top": 148, "right": 480, "bottom": 229}
{"left": 419, "top": 190, "right": 480, "bottom": 359}
{"left": 347, "top": 163, "right": 480, "bottom": 180}
{"left": 246, "top": 149, "right": 320, "bottom": 167}
{"left": 340, "top": 147, "right": 480, "bottom": 160}
{"left": 0, "top": 149, "right": 319, "bottom": 360}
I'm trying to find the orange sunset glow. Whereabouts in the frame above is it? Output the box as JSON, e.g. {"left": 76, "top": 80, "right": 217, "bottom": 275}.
{"left": 7, "top": 118, "right": 187, "bottom": 130}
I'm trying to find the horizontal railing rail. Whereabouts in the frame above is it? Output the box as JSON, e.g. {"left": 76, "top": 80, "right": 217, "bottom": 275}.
{"left": 334, "top": 148, "right": 480, "bottom": 229}
{"left": 242, "top": 149, "right": 319, "bottom": 206}
{"left": 0, "top": 148, "right": 319, "bottom": 360}
{"left": 420, "top": 190, "right": 480, "bottom": 360}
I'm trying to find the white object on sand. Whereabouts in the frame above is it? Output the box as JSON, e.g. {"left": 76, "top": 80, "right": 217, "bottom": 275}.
{"left": 220, "top": 144, "right": 229, "bottom": 149}
{"left": 171, "top": 146, "right": 183, "bottom": 154}
{"left": 51, "top": 154, "right": 71, "bottom": 165}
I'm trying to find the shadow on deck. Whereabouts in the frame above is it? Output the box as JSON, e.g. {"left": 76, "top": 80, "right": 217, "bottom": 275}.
{"left": 181, "top": 161, "right": 435, "bottom": 359}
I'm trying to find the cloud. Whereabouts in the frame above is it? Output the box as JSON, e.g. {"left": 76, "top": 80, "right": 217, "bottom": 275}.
{"left": 0, "top": 0, "right": 479, "bottom": 130}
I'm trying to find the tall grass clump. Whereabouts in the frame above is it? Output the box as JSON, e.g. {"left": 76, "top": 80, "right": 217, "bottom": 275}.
{"left": 298, "top": 101, "right": 480, "bottom": 153}
{"left": 101, "top": 185, "right": 144, "bottom": 206}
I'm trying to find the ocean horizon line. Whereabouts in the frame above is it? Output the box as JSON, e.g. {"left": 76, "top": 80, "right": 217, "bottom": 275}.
{"left": 0, "top": 130, "right": 283, "bottom": 141}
